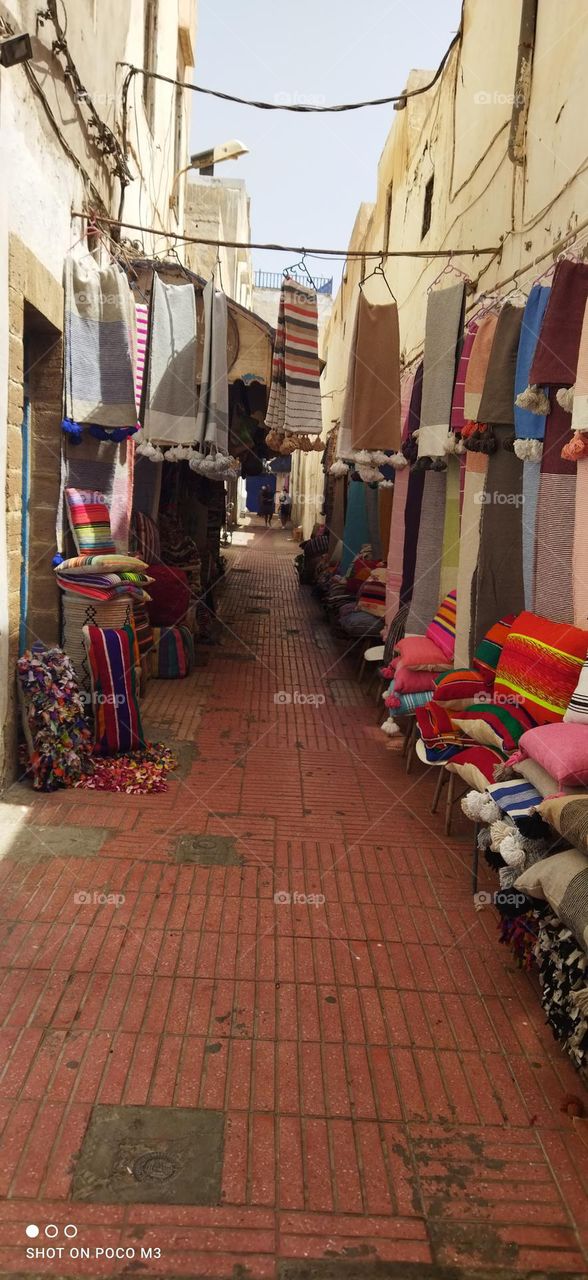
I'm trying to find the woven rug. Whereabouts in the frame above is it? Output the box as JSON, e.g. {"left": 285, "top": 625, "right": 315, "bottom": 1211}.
{"left": 463, "top": 314, "right": 499, "bottom": 422}
{"left": 454, "top": 451, "right": 488, "bottom": 667}
{"left": 195, "top": 280, "right": 229, "bottom": 453}
{"left": 514, "top": 285, "right": 550, "bottom": 440}
{"left": 349, "top": 292, "right": 401, "bottom": 452}
{"left": 406, "top": 469, "right": 447, "bottom": 633}
{"left": 417, "top": 282, "right": 465, "bottom": 458}
{"left": 473, "top": 427, "right": 524, "bottom": 651}
{"left": 531, "top": 259, "right": 588, "bottom": 387}
{"left": 522, "top": 458, "right": 541, "bottom": 609}
{"left": 477, "top": 302, "right": 524, "bottom": 425}
{"left": 534, "top": 401, "right": 576, "bottom": 622}
{"left": 63, "top": 255, "right": 137, "bottom": 429}
{"left": 62, "top": 595, "right": 133, "bottom": 691}
{"left": 439, "top": 455, "right": 460, "bottom": 600}
{"left": 140, "top": 272, "right": 198, "bottom": 445}
{"left": 340, "top": 479, "right": 371, "bottom": 575}
{"left": 265, "top": 277, "right": 322, "bottom": 435}
{"left": 385, "top": 466, "right": 409, "bottom": 628}
{"left": 58, "top": 433, "right": 133, "bottom": 555}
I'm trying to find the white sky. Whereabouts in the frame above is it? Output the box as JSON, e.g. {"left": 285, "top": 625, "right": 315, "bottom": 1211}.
{"left": 189, "top": 0, "right": 463, "bottom": 287}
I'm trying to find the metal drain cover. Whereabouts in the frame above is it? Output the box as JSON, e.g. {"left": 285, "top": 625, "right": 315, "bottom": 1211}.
{"left": 73, "top": 1105, "right": 224, "bottom": 1204}
{"left": 171, "top": 834, "right": 241, "bottom": 865}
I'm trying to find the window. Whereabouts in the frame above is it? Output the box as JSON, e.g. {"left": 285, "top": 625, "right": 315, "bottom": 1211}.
{"left": 421, "top": 174, "right": 434, "bottom": 240}
{"left": 143, "top": 0, "right": 158, "bottom": 130}
{"left": 383, "top": 181, "right": 393, "bottom": 250}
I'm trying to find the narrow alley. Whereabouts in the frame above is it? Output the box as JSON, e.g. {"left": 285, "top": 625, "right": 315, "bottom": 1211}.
{"left": 1, "top": 526, "right": 588, "bottom": 1276}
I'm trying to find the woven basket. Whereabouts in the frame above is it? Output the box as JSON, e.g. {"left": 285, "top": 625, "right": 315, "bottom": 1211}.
{"left": 61, "top": 594, "right": 133, "bottom": 691}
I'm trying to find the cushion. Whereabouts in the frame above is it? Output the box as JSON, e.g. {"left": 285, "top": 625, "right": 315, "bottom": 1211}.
{"left": 472, "top": 614, "right": 515, "bottom": 680}
{"left": 386, "top": 689, "right": 433, "bottom": 715}
{"left": 433, "top": 668, "right": 491, "bottom": 708}
{"left": 56, "top": 555, "right": 148, "bottom": 574}
{"left": 487, "top": 776, "right": 543, "bottom": 818}
{"left": 535, "top": 794, "right": 588, "bottom": 854}
{"left": 56, "top": 573, "right": 149, "bottom": 603}
{"left": 65, "top": 488, "right": 116, "bottom": 556}
{"left": 147, "top": 565, "right": 191, "bottom": 627}
{"left": 494, "top": 611, "right": 588, "bottom": 724}
{"left": 131, "top": 511, "right": 161, "bottom": 563}
{"left": 451, "top": 703, "right": 536, "bottom": 752}
{"left": 515, "top": 849, "right": 588, "bottom": 949}
{"left": 425, "top": 590, "right": 457, "bottom": 661}
{"left": 393, "top": 662, "right": 437, "bottom": 695}
{"left": 518, "top": 723, "right": 588, "bottom": 787}
{"left": 83, "top": 625, "right": 144, "bottom": 755}
{"left": 564, "top": 658, "right": 588, "bottom": 724}
{"left": 356, "top": 568, "right": 387, "bottom": 618}
{"left": 446, "top": 744, "right": 506, "bottom": 791}
{"left": 395, "top": 636, "right": 452, "bottom": 671}
{"left": 339, "top": 610, "right": 383, "bottom": 639}
{"left": 150, "top": 625, "right": 194, "bottom": 678}
{"left": 345, "top": 553, "right": 381, "bottom": 595}
{"left": 513, "top": 758, "right": 563, "bottom": 799}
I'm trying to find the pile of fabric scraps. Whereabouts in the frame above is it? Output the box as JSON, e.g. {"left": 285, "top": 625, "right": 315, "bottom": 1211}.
{"left": 535, "top": 912, "right": 588, "bottom": 1076}
{"left": 76, "top": 742, "right": 177, "bottom": 794}
{"left": 16, "top": 647, "right": 94, "bottom": 791}
{"left": 498, "top": 910, "right": 540, "bottom": 968}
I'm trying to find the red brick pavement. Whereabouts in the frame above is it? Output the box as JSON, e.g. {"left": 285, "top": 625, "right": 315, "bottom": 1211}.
{"left": 1, "top": 524, "right": 588, "bottom": 1276}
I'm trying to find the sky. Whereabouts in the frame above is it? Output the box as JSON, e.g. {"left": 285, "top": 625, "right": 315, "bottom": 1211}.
{"left": 189, "top": 0, "right": 463, "bottom": 289}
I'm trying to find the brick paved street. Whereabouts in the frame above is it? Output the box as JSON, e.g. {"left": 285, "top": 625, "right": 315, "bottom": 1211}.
{"left": 1, "top": 525, "right": 588, "bottom": 1277}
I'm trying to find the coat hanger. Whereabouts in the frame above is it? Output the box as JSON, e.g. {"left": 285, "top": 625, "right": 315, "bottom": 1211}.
{"left": 359, "top": 254, "right": 396, "bottom": 301}
{"left": 426, "top": 256, "right": 471, "bottom": 294}
{"left": 283, "top": 250, "right": 319, "bottom": 291}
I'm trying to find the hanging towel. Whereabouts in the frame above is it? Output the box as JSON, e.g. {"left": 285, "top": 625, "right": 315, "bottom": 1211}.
{"left": 417, "top": 283, "right": 465, "bottom": 458}
{"left": 573, "top": 459, "right": 588, "bottom": 625}
{"left": 477, "top": 303, "right": 524, "bottom": 425}
{"left": 340, "top": 478, "right": 371, "bottom": 574}
{"left": 463, "top": 314, "right": 499, "bottom": 422}
{"left": 406, "top": 470, "right": 447, "bottom": 633}
{"left": 140, "top": 273, "right": 198, "bottom": 445}
{"left": 473, "top": 426, "right": 524, "bottom": 650}
{"left": 265, "top": 277, "right": 322, "bottom": 435}
{"left": 348, "top": 292, "right": 401, "bottom": 451}
{"left": 450, "top": 322, "right": 478, "bottom": 433}
{"left": 63, "top": 255, "right": 137, "bottom": 429}
{"left": 514, "top": 285, "right": 551, "bottom": 440}
{"left": 530, "top": 259, "right": 588, "bottom": 387}
{"left": 571, "top": 300, "right": 588, "bottom": 431}
{"left": 533, "top": 399, "right": 576, "bottom": 623}
{"left": 195, "top": 280, "right": 229, "bottom": 453}
{"left": 522, "top": 459, "right": 541, "bottom": 609}
{"left": 454, "top": 451, "right": 489, "bottom": 667}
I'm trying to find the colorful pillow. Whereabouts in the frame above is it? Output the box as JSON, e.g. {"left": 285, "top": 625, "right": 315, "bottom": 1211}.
{"left": 472, "top": 615, "right": 515, "bottom": 680}
{"left": 83, "top": 624, "right": 144, "bottom": 755}
{"left": 518, "top": 723, "right": 588, "bottom": 787}
{"left": 487, "top": 777, "right": 543, "bottom": 818}
{"left": 446, "top": 744, "right": 506, "bottom": 791}
{"left": 386, "top": 690, "right": 433, "bottom": 715}
{"left": 515, "top": 849, "right": 588, "bottom": 950}
{"left": 356, "top": 569, "right": 387, "bottom": 618}
{"left": 65, "top": 488, "right": 116, "bottom": 555}
{"left": 425, "top": 590, "right": 457, "bottom": 661}
{"left": 150, "top": 625, "right": 193, "bottom": 679}
{"left": 394, "top": 635, "right": 452, "bottom": 671}
{"left": 432, "top": 668, "right": 491, "bottom": 708}
{"left": 56, "top": 555, "right": 148, "bottom": 574}
{"left": 393, "top": 663, "right": 437, "bottom": 695}
{"left": 564, "top": 658, "right": 588, "bottom": 724}
{"left": 147, "top": 565, "right": 191, "bottom": 627}
{"left": 451, "top": 703, "right": 536, "bottom": 752}
{"left": 57, "top": 574, "right": 149, "bottom": 603}
{"left": 345, "top": 553, "right": 381, "bottom": 595}
{"left": 535, "top": 794, "right": 588, "bottom": 854}
{"left": 494, "top": 612, "right": 588, "bottom": 724}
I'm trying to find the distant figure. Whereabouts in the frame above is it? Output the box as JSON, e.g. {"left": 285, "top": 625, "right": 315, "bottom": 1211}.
{"left": 258, "top": 484, "right": 274, "bottom": 527}
{"left": 278, "top": 490, "right": 292, "bottom": 527}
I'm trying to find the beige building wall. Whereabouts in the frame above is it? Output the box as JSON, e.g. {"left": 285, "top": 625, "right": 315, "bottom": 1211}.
{"left": 301, "top": 0, "right": 588, "bottom": 538}
{"left": 184, "top": 176, "right": 253, "bottom": 309}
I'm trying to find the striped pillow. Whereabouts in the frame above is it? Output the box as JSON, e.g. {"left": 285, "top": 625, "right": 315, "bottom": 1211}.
{"left": 83, "top": 625, "right": 144, "bottom": 755}
{"left": 65, "top": 488, "right": 116, "bottom": 555}
{"left": 472, "top": 614, "right": 515, "bottom": 680}
{"left": 494, "top": 611, "right": 588, "bottom": 725}
{"left": 426, "top": 590, "right": 457, "bottom": 660}
{"left": 357, "top": 568, "right": 387, "bottom": 618}
{"left": 564, "top": 659, "right": 588, "bottom": 724}
{"left": 433, "top": 668, "right": 491, "bottom": 707}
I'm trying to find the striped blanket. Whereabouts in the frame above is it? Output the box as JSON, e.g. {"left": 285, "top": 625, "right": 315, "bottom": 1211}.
{"left": 63, "top": 255, "right": 137, "bottom": 429}
{"left": 265, "top": 277, "right": 322, "bottom": 435}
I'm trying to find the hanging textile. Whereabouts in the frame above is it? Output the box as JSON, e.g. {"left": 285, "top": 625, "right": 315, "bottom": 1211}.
{"left": 366, "top": 484, "right": 382, "bottom": 560}
{"left": 417, "top": 283, "right": 465, "bottom": 459}
{"left": 473, "top": 428, "right": 524, "bottom": 650}
{"left": 439, "top": 455, "right": 460, "bottom": 601}
{"left": 514, "top": 285, "right": 550, "bottom": 447}
{"left": 378, "top": 484, "right": 394, "bottom": 563}
{"left": 454, "top": 451, "right": 489, "bottom": 667}
{"left": 139, "top": 272, "right": 198, "bottom": 445}
{"left": 385, "top": 365, "right": 421, "bottom": 626}
{"left": 477, "top": 303, "right": 524, "bottom": 425}
{"left": 530, "top": 259, "right": 588, "bottom": 388}
{"left": 347, "top": 293, "right": 401, "bottom": 452}
{"left": 400, "top": 364, "right": 426, "bottom": 609}
{"left": 533, "top": 399, "right": 576, "bottom": 623}
{"left": 463, "top": 314, "right": 499, "bottom": 422}
{"left": 63, "top": 255, "right": 137, "bottom": 433}
{"left": 327, "top": 475, "right": 346, "bottom": 562}
{"left": 340, "top": 478, "right": 371, "bottom": 574}
{"left": 195, "top": 280, "right": 229, "bottom": 453}
{"left": 450, "top": 322, "right": 478, "bottom": 435}
{"left": 406, "top": 470, "right": 447, "bottom": 633}
{"left": 522, "top": 459, "right": 541, "bottom": 610}
{"left": 569, "top": 299, "right": 588, "bottom": 442}
{"left": 265, "top": 277, "right": 322, "bottom": 436}
{"left": 573, "top": 459, "right": 588, "bottom": 626}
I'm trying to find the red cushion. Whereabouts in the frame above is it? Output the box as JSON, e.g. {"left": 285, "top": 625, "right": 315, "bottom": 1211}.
{"left": 147, "top": 564, "right": 190, "bottom": 627}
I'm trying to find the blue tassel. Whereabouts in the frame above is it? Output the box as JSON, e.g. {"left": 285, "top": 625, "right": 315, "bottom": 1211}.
{"left": 52, "top": 553, "right": 65, "bottom": 567}
{"left": 61, "top": 418, "right": 83, "bottom": 443}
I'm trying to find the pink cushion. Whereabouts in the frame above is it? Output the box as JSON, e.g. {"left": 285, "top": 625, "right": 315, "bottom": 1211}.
{"left": 425, "top": 590, "right": 457, "bottom": 661}
{"left": 393, "top": 661, "right": 437, "bottom": 695}
{"left": 395, "top": 636, "right": 452, "bottom": 671}
{"left": 518, "top": 723, "right": 588, "bottom": 787}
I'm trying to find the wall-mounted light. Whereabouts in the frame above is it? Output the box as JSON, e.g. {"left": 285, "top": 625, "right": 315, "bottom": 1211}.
{"left": 0, "top": 32, "right": 33, "bottom": 68}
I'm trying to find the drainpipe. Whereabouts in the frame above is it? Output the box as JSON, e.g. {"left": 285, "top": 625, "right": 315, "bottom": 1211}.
{"left": 508, "top": 0, "right": 538, "bottom": 164}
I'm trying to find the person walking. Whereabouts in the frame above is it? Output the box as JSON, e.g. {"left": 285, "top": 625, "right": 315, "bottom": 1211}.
{"left": 258, "top": 484, "right": 274, "bottom": 527}
{"left": 278, "top": 489, "right": 292, "bottom": 527}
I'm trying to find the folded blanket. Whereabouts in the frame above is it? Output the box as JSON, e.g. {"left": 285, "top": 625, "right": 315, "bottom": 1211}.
{"left": 477, "top": 303, "right": 524, "bottom": 425}
{"left": 140, "top": 272, "right": 198, "bottom": 445}
{"left": 417, "top": 283, "right": 465, "bottom": 458}
{"left": 63, "top": 255, "right": 137, "bottom": 429}
{"left": 265, "top": 277, "right": 322, "bottom": 436}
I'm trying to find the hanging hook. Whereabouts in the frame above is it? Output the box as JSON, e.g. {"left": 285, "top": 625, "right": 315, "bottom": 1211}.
{"left": 359, "top": 254, "right": 396, "bottom": 301}
{"left": 282, "top": 249, "right": 319, "bottom": 291}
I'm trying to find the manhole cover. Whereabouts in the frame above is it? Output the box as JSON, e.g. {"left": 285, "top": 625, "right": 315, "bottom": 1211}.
{"left": 171, "top": 834, "right": 241, "bottom": 865}
{"left": 73, "top": 1105, "right": 224, "bottom": 1205}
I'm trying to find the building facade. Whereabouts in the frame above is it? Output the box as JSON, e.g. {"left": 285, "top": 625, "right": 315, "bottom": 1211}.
{"left": 0, "top": 0, "right": 196, "bottom": 783}
{"left": 184, "top": 175, "right": 253, "bottom": 308}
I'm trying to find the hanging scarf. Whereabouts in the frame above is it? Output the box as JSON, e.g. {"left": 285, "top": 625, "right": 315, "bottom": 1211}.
{"left": 513, "top": 285, "right": 550, "bottom": 449}
{"left": 463, "top": 314, "right": 499, "bottom": 422}
{"left": 477, "top": 303, "right": 524, "bottom": 425}
{"left": 530, "top": 259, "right": 588, "bottom": 387}
{"left": 265, "top": 277, "right": 322, "bottom": 436}
{"left": 139, "top": 272, "right": 198, "bottom": 446}
{"left": 195, "top": 280, "right": 229, "bottom": 454}
{"left": 450, "top": 321, "right": 478, "bottom": 436}
{"left": 417, "top": 282, "right": 465, "bottom": 459}
{"left": 63, "top": 255, "right": 137, "bottom": 433}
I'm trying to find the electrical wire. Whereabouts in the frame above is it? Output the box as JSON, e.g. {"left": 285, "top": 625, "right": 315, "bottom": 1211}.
{"left": 118, "top": 30, "right": 461, "bottom": 115}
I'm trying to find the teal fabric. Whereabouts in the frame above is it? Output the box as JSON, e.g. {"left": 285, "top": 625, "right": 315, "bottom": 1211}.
{"left": 340, "top": 480, "right": 371, "bottom": 574}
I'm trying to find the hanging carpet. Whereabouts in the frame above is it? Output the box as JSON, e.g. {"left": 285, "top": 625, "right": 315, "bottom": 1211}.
{"left": 63, "top": 255, "right": 137, "bottom": 430}
{"left": 139, "top": 272, "right": 198, "bottom": 445}
{"left": 195, "top": 279, "right": 229, "bottom": 453}
{"left": 533, "top": 398, "right": 576, "bottom": 623}
{"left": 265, "top": 277, "right": 322, "bottom": 436}
{"left": 348, "top": 292, "right": 401, "bottom": 452}
{"left": 417, "top": 282, "right": 465, "bottom": 459}
{"left": 473, "top": 427, "right": 524, "bottom": 651}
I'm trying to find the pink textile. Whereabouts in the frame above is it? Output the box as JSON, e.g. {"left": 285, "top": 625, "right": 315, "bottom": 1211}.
{"left": 400, "top": 369, "right": 416, "bottom": 440}
{"left": 519, "top": 723, "right": 588, "bottom": 787}
{"left": 384, "top": 466, "right": 410, "bottom": 632}
{"left": 393, "top": 661, "right": 437, "bottom": 695}
{"left": 573, "top": 457, "right": 588, "bottom": 626}
{"left": 450, "top": 323, "right": 479, "bottom": 432}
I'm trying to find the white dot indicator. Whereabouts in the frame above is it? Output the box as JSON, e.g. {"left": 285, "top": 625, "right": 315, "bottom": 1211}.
{"left": 45, "top": 1224, "right": 58, "bottom": 1238}
{"left": 64, "top": 1224, "right": 77, "bottom": 1238}
{"left": 25, "top": 1225, "right": 39, "bottom": 1238}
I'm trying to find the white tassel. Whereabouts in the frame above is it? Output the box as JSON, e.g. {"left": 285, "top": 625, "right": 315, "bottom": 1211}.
{"left": 350, "top": 450, "right": 372, "bottom": 464}
{"left": 489, "top": 818, "right": 515, "bottom": 852}
{"left": 513, "top": 438, "right": 544, "bottom": 462}
{"left": 556, "top": 385, "right": 575, "bottom": 413}
{"left": 515, "top": 384, "right": 550, "bottom": 415}
{"left": 379, "top": 478, "right": 394, "bottom": 488}
{"left": 389, "top": 452, "right": 408, "bottom": 469}
{"left": 370, "top": 451, "right": 390, "bottom": 466}
{"left": 499, "top": 832, "right": 526, "bottom": 866}
{"left": 357, "top": 465, "right": 383, "bottom": 484}
{"left": 330, "top": 459, "right": 349, "bottom": 476}
{"left": 136, "top": 440, "right": 164, "bottom": 461}
{"left": 443, "top": 432, "right": 460, "bottom": 455}
{"left": 478, "top": 796, "right": 501, "bottom": 823}
{"left": 460, "top": 790, "right": 500, "bottom": 822}
{"left": 381, "top": 718, "right": 400, "bottom": 736}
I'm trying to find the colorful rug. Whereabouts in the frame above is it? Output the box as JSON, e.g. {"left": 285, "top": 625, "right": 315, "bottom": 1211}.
{"left": 265, "top": 277, "right": 322, "bottom": 436}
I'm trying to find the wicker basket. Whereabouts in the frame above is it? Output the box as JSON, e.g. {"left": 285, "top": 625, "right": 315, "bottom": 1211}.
{"left": 61, "top": 594, "right": 133, "bottom": 692}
